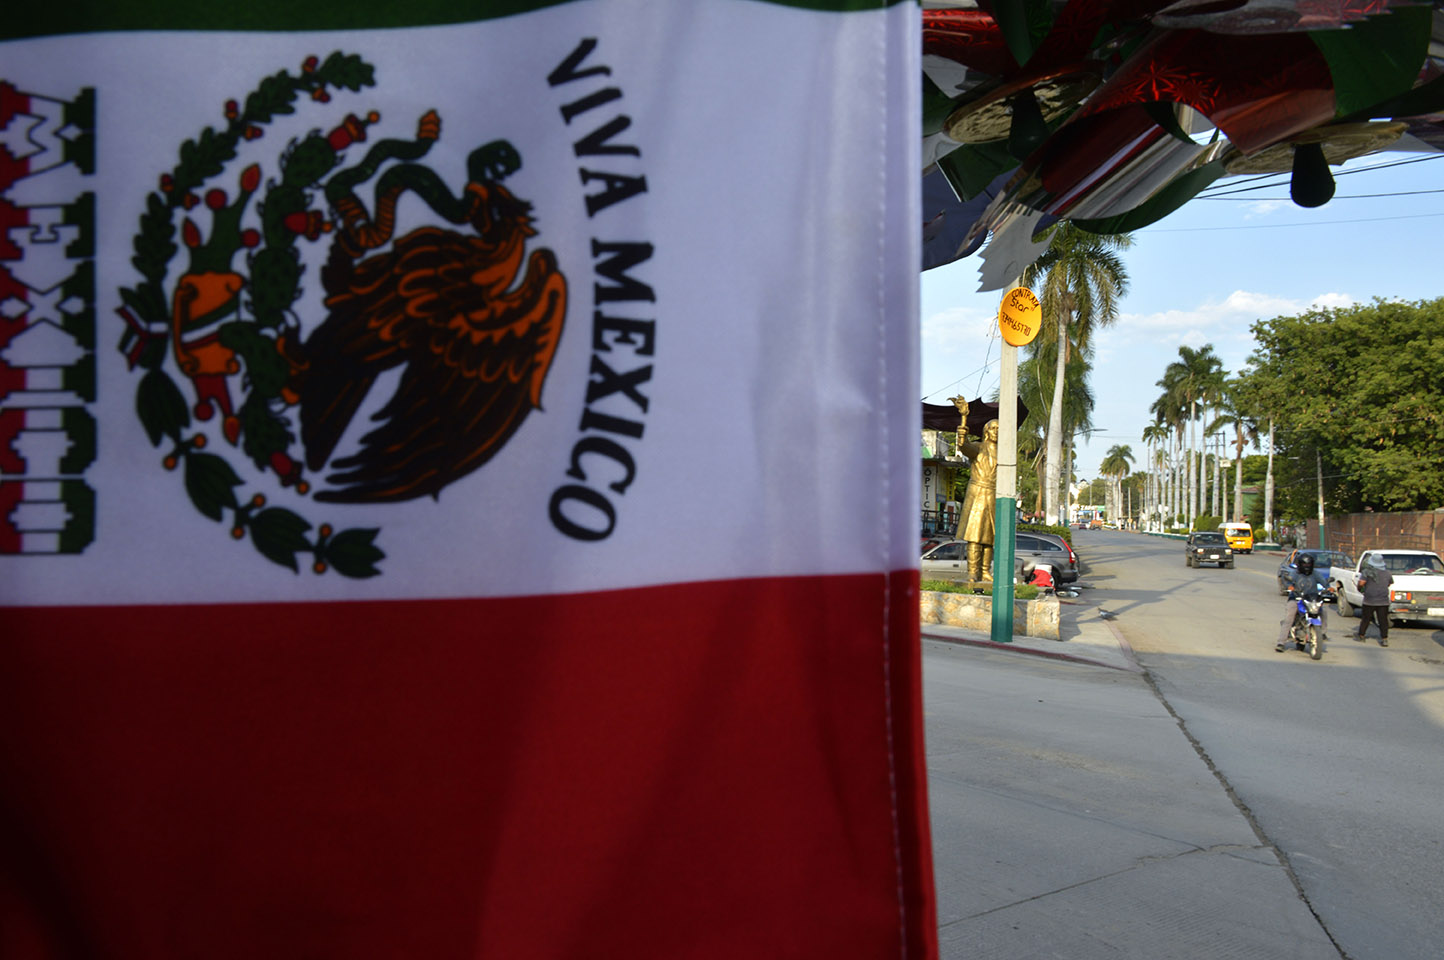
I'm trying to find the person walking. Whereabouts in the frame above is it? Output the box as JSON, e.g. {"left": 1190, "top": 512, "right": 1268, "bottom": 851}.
{"left": 1354, "top": 557, "right": 1394, "bottom": 646}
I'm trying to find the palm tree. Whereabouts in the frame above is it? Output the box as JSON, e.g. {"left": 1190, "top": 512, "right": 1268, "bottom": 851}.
{"left": 1264, "top": 418, "right": 1276, "bottom": 538}
{"left": 1150, "top": 373, "right": 1187, "bottom": 527}
{"left": 1214, "top": 433, "right": 1225, "bottom": 517}
{"left": 1100, "top": 444, "right": 1134, "bottom": 527}
{"left": 1017, "top": 427, "right": 1046, "bottom": 518}
{"left": 1202, "top": 421, "right": 1222, "bottom": 518}
{"left": 1158, "top": 345, "right": 1224, "bottom": 528}
{"left": 1013, "top": 352, "right": 1051, "bottom": 517}
{"left": 1140, "top": 422, "right": 1170, "bottom": 530}
{"left": 1232, "top": 364, "right": 1282, "bottom": 541}
{"left": 1152, "top": 441, "right": 1170, "bottom": 529}
{"left": 1020, "top": 224, "right": 1131, "bottom": 525}
{"left": 1214, "top": 433, "right": 1225, "bottom": 516}
{"left": 1201, "top": 376, "right": 1228, "bottom": 519}
{"left": 1136, "top": 427, "right": 1153, "bottom": 528}
{"left": 1017, "top": 332, "right": 1095, "bottom": 522}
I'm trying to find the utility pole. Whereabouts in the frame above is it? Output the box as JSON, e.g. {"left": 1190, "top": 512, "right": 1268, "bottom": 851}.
{"left": 992, "top": 286, "right": 1040, "bottom": 644}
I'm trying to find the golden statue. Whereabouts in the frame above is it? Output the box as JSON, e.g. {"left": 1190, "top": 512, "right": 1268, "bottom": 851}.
{"left": 950, "top": 396, "right": 998, "bottom": 583}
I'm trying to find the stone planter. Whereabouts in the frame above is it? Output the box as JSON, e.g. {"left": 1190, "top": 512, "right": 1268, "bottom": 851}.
{"left": 919, "top": 590, "right": 1060, "bottom": 640}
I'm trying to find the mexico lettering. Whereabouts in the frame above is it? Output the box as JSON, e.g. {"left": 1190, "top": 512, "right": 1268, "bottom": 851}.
{"left": 0, "top": 81, "right": 97, "bottom": 555}
{"left": 547, "top": 38, "right": 655, "bottom": 542}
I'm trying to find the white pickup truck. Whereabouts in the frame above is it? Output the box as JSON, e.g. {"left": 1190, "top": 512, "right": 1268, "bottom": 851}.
{"left": 1332, "top": 549, "right": 1444, "bottom": 624}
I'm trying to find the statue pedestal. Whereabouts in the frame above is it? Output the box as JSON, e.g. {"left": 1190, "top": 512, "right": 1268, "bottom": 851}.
{"left": 919, "top": 590, "right": 1060, "bottom": 641}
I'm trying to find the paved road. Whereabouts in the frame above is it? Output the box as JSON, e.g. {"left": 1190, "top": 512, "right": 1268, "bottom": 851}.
{"left": 1074, "top": 529, "right": 1444, "bottom": 960}
{"left": 925, "top": 640, "right": 1338, "bottom": 960}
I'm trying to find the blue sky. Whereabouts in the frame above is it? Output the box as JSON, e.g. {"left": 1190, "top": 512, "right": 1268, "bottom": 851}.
{"left": 919, "top": 149, "right": 1444, "bottom": 485}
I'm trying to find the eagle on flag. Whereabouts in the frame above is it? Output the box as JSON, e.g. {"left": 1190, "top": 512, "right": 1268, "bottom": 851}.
{"left": 292, "top": 121, "right": 568, "bottom": 503}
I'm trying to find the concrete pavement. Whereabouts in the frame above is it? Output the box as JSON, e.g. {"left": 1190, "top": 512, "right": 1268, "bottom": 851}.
{"left": 922, "top": 599, "right": 1343, "bottom": 958}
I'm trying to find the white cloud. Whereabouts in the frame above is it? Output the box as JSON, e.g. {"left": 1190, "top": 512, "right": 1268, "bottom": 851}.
{"left": 1116, "top": 305, "right": 1207, "bottom": 332}
{"left": 921, "top": 306, "right": 995, "bottom": 351}
{"left": 1118, "top": 289, "right": 1326, "bottom": 338}
{"left": 1309, "top": 292, "right": 1356, "bottom": 309}
{"left": 1216, "top": 290, "right": 1304, "bottom": 315}
{"left": 920, "top": 306, "right": 1002, "bottom": 399}
{"left": 1242, "top": 199, "right": 1287, "bottom": 218}
{"left": 1102, "top": 288, "right": 1346, "bottom": 379}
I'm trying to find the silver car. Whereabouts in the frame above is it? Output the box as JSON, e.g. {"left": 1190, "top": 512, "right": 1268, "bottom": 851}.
{"left": 1016, "top": 532, "right": 1079, "bottom": 583}
{"left": 922, "top": 535, "right": 1079, "bottom": 584}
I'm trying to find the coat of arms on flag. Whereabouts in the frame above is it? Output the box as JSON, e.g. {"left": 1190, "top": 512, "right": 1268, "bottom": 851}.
{"left": 115, "top": 53, "right": 569, "bottom": 577}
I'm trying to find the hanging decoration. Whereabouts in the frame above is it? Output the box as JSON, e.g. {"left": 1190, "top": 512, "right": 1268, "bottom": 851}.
{"left": 923, "top": 1, "right": 1444, "bottom": 281}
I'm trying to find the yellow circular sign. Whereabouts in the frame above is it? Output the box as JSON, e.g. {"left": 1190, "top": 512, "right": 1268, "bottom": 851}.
{"left": 998, "top": 286, "right": 1041, "bottom": 346}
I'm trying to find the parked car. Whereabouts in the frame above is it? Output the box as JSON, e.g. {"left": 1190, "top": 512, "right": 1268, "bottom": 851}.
{"left": 1017, "top": 531, "right": 1079, "bottom": 583}
{"left": 1275, "top": 548, "right": 1351, "bottom": 597}
{"left": 921, "top": 534, "right": 1078, "bottom": 584}
{"left": 1184, "top": 531, "right": 1233, "bottom": 568}
{"left": 920, "top": 535, "right": 949, "bottom": 556}
{"left": 920, "top": 540, "right": 967, "bottom": 580}
{"left": 1331, "top": 549, "right": 1444, "bottom": 623}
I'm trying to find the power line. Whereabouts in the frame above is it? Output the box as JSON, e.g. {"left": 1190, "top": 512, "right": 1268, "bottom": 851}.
{"left": 1331, "top": 153, "right": 1444, "bottom": 175}
{"left": 1203, "top": 189, "right": 1444, "bottom": 200}
{"left": 1146, "top": 211, "right": 1444, "bottom": 232}
{"left": 1195, "top": 153, "right": 1444, "bottom": 199}
{"left": 976, "top": 325, "right": 999, "bottom": 396}
{"left": 922, "top": 322, "right": 1005, "bottom": 401}
{"left": 922, "top": 357, "right": 996, "bottom": 401}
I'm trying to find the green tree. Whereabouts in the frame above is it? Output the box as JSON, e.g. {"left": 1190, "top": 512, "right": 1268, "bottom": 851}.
{"left": 1014, "top": 427, "right": 1043, "bottom": 516}
{"left": 1100, "top": 444, "right": 1135, "bottom": 526}
{"left": 1140, "top": 421, "right": 1170, "bottom": 531}
{"left": 1240, "top": 453, "right": 1269, "bottom": 485}
{"left": 1207, "top": 378, "right": 1257, "bottom": 523}
{"left": 1157, "top": 344, "right": 1225, "bottom": 527}
{"left": 1012, "top": 344, "right": 1094, "bottom": 518}
{"left": 1232, "top": 368, "right": 1286, "bottom": 537}
{"left": 1243, "top": 298, "right": 1444, "bottom": 511}
{"left": 1021, "top": 224, "right": 1131, "bottom": 525}
{"left": 1013, "top": 354, "right": 1049, "bottom": 517}
{"left": 1150, "top": 388, "right": 1185, "bottom": 528}
{"left": 1121, "top": 471, "right": 1147, "bottom": 526}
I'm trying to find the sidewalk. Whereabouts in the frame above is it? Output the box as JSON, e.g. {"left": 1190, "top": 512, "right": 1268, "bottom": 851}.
{"left": 921, "top": 597, "right": 1341, "bottom": 959}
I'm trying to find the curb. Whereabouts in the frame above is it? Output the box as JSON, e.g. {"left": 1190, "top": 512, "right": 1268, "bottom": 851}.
{"left": 920, "top": 629, "right": 1142, "bottom": 673}
{"left": 1098, "top": 615, "right": 1144, "bottom": 672}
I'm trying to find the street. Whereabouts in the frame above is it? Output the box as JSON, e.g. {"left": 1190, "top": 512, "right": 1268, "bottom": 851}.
{"left": 925, "top": 528, "right": 1444, "bottom": 959}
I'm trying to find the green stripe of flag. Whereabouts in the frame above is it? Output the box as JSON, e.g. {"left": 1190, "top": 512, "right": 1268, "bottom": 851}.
{"left": 4, "top": 0, "right": 911, "bottom": 41}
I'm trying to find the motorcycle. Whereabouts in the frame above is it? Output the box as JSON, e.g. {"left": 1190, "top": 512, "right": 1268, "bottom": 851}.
{"left": 1285, "top": 587, "right": 1326, "bottom": 660}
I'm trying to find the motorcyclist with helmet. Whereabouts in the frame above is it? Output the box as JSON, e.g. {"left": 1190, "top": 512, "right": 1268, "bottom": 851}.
{"left": 1277, "top": 552, "right": 1329, "bottom": 652}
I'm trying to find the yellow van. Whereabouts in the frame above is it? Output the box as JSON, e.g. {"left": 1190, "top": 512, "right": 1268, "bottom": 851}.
{"left": 1221, "top": 522, "right": 1253, "bottom": 554}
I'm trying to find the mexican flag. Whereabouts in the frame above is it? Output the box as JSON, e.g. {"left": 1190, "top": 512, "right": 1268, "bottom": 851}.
{"left": 0, "top": 3, "right": 932, "bottom": 957}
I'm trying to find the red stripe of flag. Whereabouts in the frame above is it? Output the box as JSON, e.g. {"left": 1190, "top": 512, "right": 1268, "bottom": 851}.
{"left": 0, "top": 571, "right": 934, "bottom": 959}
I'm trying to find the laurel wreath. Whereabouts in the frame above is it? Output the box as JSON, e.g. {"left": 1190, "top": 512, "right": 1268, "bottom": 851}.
{"left": 119, "top": 52, "right": 385, "bottom": 578}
